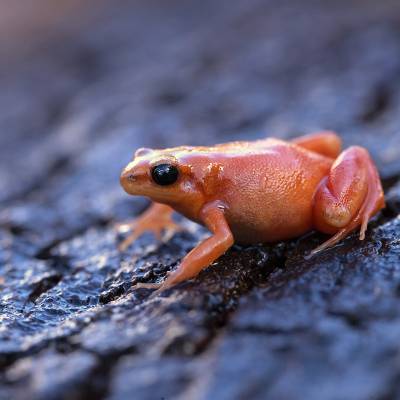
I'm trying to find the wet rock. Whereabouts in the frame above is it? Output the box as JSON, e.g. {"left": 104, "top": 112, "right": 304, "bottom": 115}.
{"left": 4, "top": 350, "right": 98, "bottom": 400}
{"left": 386, "top": 179, "right": 400, "bottom": 215}
{"left": 200, "top": 217, "right": 400, "bottom": 400}
{"left": 108, "top": 356, "right": 194, "bottom": 400}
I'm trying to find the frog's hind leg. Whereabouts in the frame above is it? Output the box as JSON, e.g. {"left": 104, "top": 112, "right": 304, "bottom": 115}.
{"left": 292, "top": 131, "right": 342, "bottom": 159}
{"left": 309, "top": 146, "right": 384, "bottom": 257}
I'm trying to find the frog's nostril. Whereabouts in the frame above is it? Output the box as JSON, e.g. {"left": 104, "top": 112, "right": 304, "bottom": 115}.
{"left": 120, "top": 170, "right": 137, "bottom": 187}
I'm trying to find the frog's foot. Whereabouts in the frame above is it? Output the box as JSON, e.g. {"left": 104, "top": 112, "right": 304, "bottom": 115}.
{"left": 133, "top": 271, "right": 179, "bottom": 297}
{"left": 117, "top": 203, "right": 184, "bottom": 251}
{"left": 309, "top": 146, "right": 384, "bottom": 258}
{"left": 118, "top": 218, "right": 183, "bottom": 251}
{"left": 133, "top": 282, "right": 163, "bottom": 290}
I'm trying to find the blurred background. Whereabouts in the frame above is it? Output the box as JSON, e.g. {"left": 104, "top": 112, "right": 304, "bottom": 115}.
{"left": 1, "top": 1, "right": 400, "bottom": 399}
{"left": 1, "top": 0, "right": 400, "bottom": 229}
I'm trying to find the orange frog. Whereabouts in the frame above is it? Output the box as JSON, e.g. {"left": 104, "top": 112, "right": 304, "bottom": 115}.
{"left": 119, "top": 131, "right": 384, "bottom": 291}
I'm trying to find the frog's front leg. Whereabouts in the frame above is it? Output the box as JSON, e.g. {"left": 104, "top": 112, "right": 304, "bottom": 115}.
{"left": 310, "top": 146, "right": 385, "bottom": 257}
{"left": 154, "top": 201, "right": 234, "bottom": 292}
{"left": 118, "top": 203, "right": 183, "bottom": 251}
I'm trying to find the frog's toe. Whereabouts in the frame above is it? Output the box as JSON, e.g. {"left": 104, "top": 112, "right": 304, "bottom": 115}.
{"left": 118, "top": 229, "right": 142, "bottom": 251}
{"left": 133, "top": 282, "right": 163, "bottom": 290}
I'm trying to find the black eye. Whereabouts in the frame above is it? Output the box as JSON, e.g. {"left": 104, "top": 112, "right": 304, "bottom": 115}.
{"left": 151, "top": 164, "right": 179, "bottom": 186}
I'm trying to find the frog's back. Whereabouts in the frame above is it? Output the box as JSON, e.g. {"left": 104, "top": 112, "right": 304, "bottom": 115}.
{"left": 212, "top": 137, "right": 283, "bottom": 152}
{"left": 171, "top": 138, "right": 285, "bottom": 159}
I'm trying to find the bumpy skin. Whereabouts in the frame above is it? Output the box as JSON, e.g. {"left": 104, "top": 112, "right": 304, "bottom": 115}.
{"left": 120, "top": 132, "right": 385, "bottom": 291}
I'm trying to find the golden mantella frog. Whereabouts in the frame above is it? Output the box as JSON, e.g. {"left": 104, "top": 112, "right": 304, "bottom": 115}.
{"left": 119, "top": 131, "right": 384, "bottom": 292}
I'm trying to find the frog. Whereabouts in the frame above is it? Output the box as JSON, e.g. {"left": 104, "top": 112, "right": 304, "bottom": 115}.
{"left": 119, "top": 131, "right": 385, "bottom": 292}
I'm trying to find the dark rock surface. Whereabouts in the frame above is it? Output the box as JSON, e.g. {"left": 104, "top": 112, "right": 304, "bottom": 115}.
{"left": 1, "top": 1, "right": 400, "bottom": 399}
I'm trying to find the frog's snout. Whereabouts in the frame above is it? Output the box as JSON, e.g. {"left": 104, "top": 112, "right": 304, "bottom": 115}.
{"left": 120, "top": 154, "right": 154, "bottom": 196}
{"left": 120, "top": 167, "right": 138, "bottom": 194}
{"left": 120, "top": 169, "right": 136, "bottom": 182}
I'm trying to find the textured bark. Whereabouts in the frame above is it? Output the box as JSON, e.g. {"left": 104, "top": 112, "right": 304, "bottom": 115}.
{"left": 1, "top": 1, "right": 400, "bottom": 399}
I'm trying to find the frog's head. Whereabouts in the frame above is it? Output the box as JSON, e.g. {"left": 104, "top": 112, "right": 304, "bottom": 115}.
{"left": 120, "top": 146, "right": 205, "bottom": 208}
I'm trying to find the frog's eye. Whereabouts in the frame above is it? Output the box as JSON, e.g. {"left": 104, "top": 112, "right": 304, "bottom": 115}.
{"left": 151, "top": 164, "right": 179, "bottom": 186}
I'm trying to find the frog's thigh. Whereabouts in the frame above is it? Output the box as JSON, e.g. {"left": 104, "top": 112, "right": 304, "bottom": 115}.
{"left": 311, "top": 146, "right": 384, "bottom": 255}
{"left": 292, "top": 131, "right": 342, "bottom": 158}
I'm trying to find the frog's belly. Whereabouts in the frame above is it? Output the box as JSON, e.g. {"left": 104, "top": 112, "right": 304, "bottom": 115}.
{"left": 227, "top": 200, "right": 314, "bottom": 244}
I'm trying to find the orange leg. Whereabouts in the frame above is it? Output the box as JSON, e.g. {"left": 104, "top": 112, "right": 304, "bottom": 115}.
{"left": 292, "top": 131, "right": 342, "bottom": 159}
{"left": 136, "top": 201, "right": 234, "bottom": 293}
{"left": 310, "top": 146, "right": 385, "bottom": 257}
{"left": 118, "top": 203, "right": 183, "bottom": 251}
